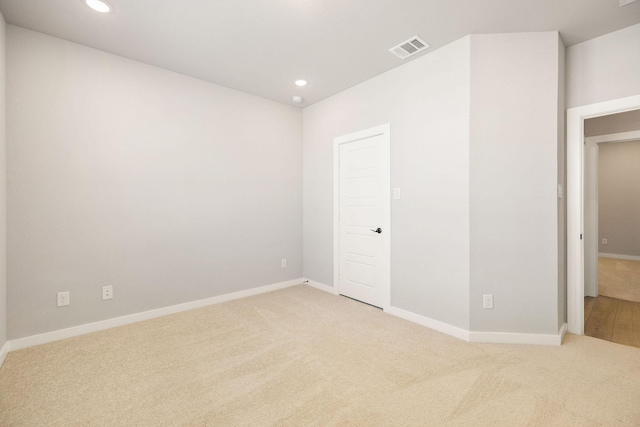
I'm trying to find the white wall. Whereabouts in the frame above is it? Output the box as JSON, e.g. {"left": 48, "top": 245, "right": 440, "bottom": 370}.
{"left": 304, "top": 32, "right": 565, "bottom": 336}
{"left": 0, "top": 12, "right": 6, "bottom": 351}
{"left": 566, "top": 23, "right": 640, "bottom": 109}
{"left": 303, "top": 37, "right": 471, "bottom": 329}
{"left": 469, "top": 33, "right": 562, "bottom": 334}
{"left": 7, "top": 27, "right": 302, "bottom": 339}
{"left": 598, "top": 140, "right": 640, "bottom": 257}
{"left": 566, "top": 23, "right": 640, "bottom": 326}
{"left": 2, "top": 23, "right": 574, "bottom": 343}
{"left": 584, "top": 109, "right": 640, "bottom": 137}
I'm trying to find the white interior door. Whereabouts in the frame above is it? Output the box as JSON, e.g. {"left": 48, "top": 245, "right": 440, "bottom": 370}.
{"left": 334, "top": 124, "right": 390, "bottom": 309}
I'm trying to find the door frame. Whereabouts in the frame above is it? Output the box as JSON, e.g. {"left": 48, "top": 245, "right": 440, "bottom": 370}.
{"left": 583, "top": 136, "right": 599, "bottom": 298}
{"left": 584, "top": 130, "right": 640, "bottom": 299}
{"left": 333, "top": 123, "right": 391, "bottom": 311}
{"left": 567, "top": 95, "right": 640, "bottom": 334}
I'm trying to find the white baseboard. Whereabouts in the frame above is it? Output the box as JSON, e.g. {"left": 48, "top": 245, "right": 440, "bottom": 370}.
{"left": 303, "top": 279, "right": 469, "bottom": 342}
{"left": 469, "top": 322, "right": 567, "bottom": 346}
{"left": 303, "top": 279, "right": 339, "bottom": 295}
{"left": 385, "top": 306, "right": 470, "bottom": 341}
{"left": 4, "top": 277, "right": 568, "bottom": 358}
{"left": 0, "top": 341, "right": 9, "bottom": 368}
{"left": 599, "top": 253, "right": 640, "bottom": 262}
{"left": 559, "top": 323, "right": 568, "bottom": 344}
{"left": 302, "top": 279, "right": 565, "bottom": 346}
{"left": 7, "top": 278, "right": 304, "bottom": 352}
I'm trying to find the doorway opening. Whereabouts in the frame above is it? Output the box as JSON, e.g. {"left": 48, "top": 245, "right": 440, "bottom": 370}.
{"left": 567, "top": 94, "right": 640, "bottom": 339}
{"left": 582, "top": 110, "right": 640, "bottom": 348}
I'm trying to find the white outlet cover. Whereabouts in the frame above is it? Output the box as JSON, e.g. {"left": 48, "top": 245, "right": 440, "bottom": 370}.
{"left": 483, "top": 294, "right": 493, "bottom": 309}
{"left": 102, "top": 285, "right": 113, "bottom": 300}
{"left": 57, "top": 291, "right": 70, "bottom": 307}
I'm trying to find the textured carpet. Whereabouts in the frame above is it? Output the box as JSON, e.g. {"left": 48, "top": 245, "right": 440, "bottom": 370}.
{"left": 1, "top": 285, "right": 640, "bottom": 426}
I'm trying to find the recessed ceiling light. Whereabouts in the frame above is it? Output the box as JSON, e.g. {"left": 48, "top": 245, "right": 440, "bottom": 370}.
{"left": 295, "top": 80, "right": 307, "bottom": 87}
{"left": 84, "top": 0, "right": 113, "bottom": 13}
{"left": 292, "top": 96, "right": 303, "bottom": 103}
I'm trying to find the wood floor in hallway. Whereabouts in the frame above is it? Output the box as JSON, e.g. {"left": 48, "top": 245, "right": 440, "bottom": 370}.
{"left": 584, "top": 295, "right": 640, "bottom": 349}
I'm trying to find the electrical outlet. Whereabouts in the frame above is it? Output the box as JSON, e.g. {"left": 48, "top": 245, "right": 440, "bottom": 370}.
{"left": 57, "top": 291, "right": 70, "bottom": 307}
{"left": 483, "top": 294, "right": 493, "bottom": 309}
{"left": 102, "top": 285, "right": 113, "bottom": 300}
{"left": 281, "top": 258, "right": 287, "bottom": 268}
{"left": 602, "top": 238, "right": 608, "bottom": 245}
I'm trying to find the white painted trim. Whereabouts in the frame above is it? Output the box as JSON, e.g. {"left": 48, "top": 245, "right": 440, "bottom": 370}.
{"left": 559, "top": 323, "right": 568, "bottom": 344}
{"left": 599, "top": 253, "right": 640, "bottom": 261}
{"left": 7, "top": 278, "right": 304, "bottom": 352}
{"left": 386, "top": 306, "right": 470, "bottom": 341}
{"left": 567, "top": 106, "right": 584, "bottom": 335}
{"left": 585, "top": 130, "right": 640, "bottom": 145}
{"left": 333, "top": 123, "right": 391, "bottom": 311}
{"left": 0, "top": 341, "right": 9, "bottom": 368}
{"left": 567, "top": 94, "right": 640, "bottom": 335}
{"left": 469, "top": 323, "right": 567, "bottom": 346}
{"left": 584, "top": 139, "right": 599, "bottom": 297}
{"left": 307, "top": 279, "right": 471, "bottom": 343}
{"left": 304, "top": 279, "right": 339, "bottom": 295}
{"left": 1, "top": 274, "right": 571, "bottom": 360}
{"left": 387, "top": 306, "right": 566, "bottom": 346}
{"left": 308, "top": 279, "right": 568, "bottom": 346}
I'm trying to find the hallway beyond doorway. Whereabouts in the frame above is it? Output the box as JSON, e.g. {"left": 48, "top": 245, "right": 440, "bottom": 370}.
{"left": 599, "top": 257, "right": 640, "bottom": 303}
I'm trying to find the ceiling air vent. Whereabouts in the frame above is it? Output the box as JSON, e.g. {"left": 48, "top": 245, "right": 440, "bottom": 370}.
{"left": 389, "top": 36, "right": 430, "bottom": 60}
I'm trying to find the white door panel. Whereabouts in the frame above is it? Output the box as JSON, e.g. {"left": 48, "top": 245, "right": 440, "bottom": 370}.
{"left": 334, "top": 124, "right": 390, "bottom": 308}
{"left": 346, "top": 205, "right": 376, "bottom": 225}
{"left": 344, "top": 260, "right": 375, "bottom": 287}
{"left": 345, "top": 233, "right": 375, "bottom": 258}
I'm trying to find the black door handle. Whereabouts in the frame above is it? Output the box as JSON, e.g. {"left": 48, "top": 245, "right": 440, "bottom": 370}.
{"left": 370, "top": 228, "right": 382, "bottom": 234}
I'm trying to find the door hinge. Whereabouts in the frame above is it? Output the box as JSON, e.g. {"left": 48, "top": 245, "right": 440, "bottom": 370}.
{"left": 580, "top": 234, "right": 583, "bottom": 240}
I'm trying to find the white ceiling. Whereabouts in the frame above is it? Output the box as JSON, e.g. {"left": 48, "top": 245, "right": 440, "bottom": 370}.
{"left": 1, "top": 0, "right": 639, "bottom": 107}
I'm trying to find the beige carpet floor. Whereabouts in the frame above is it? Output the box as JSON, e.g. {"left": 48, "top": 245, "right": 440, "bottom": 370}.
{"left": 1, "top": 285, "right": 640, "bottom": 426}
